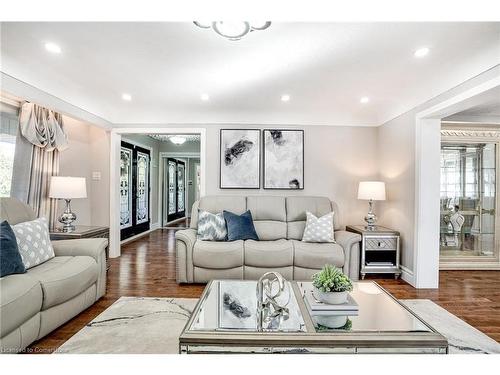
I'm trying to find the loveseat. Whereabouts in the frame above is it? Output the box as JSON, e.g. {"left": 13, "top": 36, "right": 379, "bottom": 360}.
{"left": 0, "top": 198, "right": 107, "bottom": 353}
{"left": 175, "top": 195, "right": 361, "bottom": 283}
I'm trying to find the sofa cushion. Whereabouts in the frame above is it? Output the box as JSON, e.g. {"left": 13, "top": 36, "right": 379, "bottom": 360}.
{"left": 244, "top": 239, "right": 293, "bottom": 267}
{"left": 1, "top": 221, "right": 26, "bottom": 277}
{"left": 247, "top": 196, "right": 287, "bottom": 240}
{"left": 247, "top": 196, "right": 286, "bottom": 221}
{"left": 199, "top": 196, "right": 247, "bottom": 215}
{"left": 27, "top": 256, "right": 98, "bottom": 310}
{"left": 12, "top": 217, "right": 55, "bottom": 269}
{"left": 223, "top": 210, "right": 259, "bottom": 241}
{"left": 253, "top": 221, "right": 287, "bottom": 241}
{"left": 0, "top": 273, "right": 42, "bottom": 337}
{"left": 286, "top": 197, "right": 341, "bottom": 233}
{"left": 292, "top": 240, "right": 344, "bottom": 269}
{"left": 193, "top": 240, "right": 244, "bottom": 269}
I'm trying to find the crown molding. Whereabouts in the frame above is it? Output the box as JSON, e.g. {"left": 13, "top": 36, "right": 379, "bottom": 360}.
{"left": 440, "top": 128, "right": 500, "bottom": 138}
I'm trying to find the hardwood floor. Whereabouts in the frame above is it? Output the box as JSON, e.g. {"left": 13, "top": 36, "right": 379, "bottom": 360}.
{"left": 28, "top": 228, "right": 500, "bottom": 353}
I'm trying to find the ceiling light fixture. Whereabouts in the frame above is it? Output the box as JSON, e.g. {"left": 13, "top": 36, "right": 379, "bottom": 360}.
{"left": 414, "top": 47, "right": 430, "bottom": 58}
{"left": 200, "top": 94, "right": 210, "bottom": 101}
{"left": 193, "top": 21, "right": 271, "bottom": 41}
{"left": 281, "top": 94, "right": 291, "bottom": 102}
{"left": 121, "top": 93, "right": 132, "bottom": 101}
{"left": 169, "top": 136, "right": 186, "bottom": 145}
{"left": 44, "top": 42, "right": 61, "bottom": 54}
{"left": 360, "top": 97, "right": 370, "bottom": 104}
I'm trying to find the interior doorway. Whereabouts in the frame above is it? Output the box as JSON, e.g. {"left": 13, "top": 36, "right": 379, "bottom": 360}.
{"left": 109, "top": 128, "right": 206, "bottom": 258}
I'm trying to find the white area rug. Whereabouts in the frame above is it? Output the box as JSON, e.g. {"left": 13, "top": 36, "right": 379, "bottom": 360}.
{"left": 401, "top": 300, "right": 500, "bottom": 354}
{"left": 56, "top": 297, "right": 500, "bottom": 354}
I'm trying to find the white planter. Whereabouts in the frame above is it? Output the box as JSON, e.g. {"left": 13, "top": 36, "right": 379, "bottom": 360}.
{"left": 313, "top": 287, "right": 348, "bottom": 305}
{"left": 316, "top": 315, "right": 348, "bottom": 329}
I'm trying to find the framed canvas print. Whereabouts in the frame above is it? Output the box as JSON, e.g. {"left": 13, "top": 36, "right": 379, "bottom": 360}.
{"left": 220, "top": 129, "right": 261, "bottom": 189}
{"left": 263, "top": 129, "right": 304, "bottom": 190}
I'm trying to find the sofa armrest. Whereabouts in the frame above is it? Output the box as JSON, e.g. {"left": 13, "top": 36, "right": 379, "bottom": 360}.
{"left": 175, "top": 229, "right": 197, "bottom": 283}
{"left": 52, "top": 238, "right": 108, "bottom": 262}
{"left": 335, "top": 230, "right": 361, "bottom": 281}
{"left": 51, "top": 238, "right": 108, "bottom": 300}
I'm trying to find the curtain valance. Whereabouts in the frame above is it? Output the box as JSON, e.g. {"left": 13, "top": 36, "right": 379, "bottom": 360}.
{"left": 19, "top": 102, "right": 68, "bottom": 151}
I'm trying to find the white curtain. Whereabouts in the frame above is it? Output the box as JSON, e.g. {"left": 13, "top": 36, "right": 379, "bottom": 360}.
{"left": 11, "top": 102, "right": 68, "bottom": 227}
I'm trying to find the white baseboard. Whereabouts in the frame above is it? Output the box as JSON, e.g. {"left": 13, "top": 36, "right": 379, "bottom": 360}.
{"left": 400, "top": 266, "right": 416, "bottom": 287}
{"left": 120, "top": 222, "right": 160, "bottom": 245}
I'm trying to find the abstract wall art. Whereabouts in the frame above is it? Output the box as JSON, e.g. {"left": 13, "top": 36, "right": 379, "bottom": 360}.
{"left": 263, "top": 129, "right": 304, "bottom": 189}
{"left": 220, "top": 129, "right": 261, "bottom": 189}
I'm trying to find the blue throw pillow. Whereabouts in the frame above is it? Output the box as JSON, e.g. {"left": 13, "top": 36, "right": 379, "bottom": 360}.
{"left": 0, "top": 220, "right": 26, "bottom": 277}
{"left": 223, "top": 210, "right": 259, "bottom": 241}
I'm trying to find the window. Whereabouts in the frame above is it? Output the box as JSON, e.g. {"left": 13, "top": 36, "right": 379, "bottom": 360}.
{"left": 0, "top": 111, "right": 18, "bottom": 197}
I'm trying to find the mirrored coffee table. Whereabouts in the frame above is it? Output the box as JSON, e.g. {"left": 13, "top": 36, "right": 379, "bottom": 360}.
{"left": 179, "top": 280, "right": 448, "bottom": 354}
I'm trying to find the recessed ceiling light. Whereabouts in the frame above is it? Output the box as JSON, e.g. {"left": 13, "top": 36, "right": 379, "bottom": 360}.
{"left": 360, "top": 97, "right": 370, "bottom": 104}
{"left": 44, "top": 42, "right": 61, "bottom": 54}
{"left": 281, "top": 94, "right": 290, "bottom": 102}
{"left": 200, "top": 94, "right": 210, "bottom": 101}
{"left": 121, "top": 93, "right": 132, "bottom": 101}
{"left": 414, "top": 47, "right": 430, "bottom": 58}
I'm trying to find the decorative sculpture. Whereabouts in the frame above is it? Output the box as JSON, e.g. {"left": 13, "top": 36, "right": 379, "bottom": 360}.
{"left": 256, "top": 272, "right": 290, "bottom": 331}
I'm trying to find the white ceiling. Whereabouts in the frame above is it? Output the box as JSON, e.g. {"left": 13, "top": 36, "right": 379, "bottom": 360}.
{"left": 1, "top": 22, "right": 499, "bottom": 126}
{"left": 443, "top": 86, "right": 500, "bottom": 124}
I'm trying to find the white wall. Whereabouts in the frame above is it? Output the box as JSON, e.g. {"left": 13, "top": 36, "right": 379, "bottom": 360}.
{"left": 57, "top": 115, "right": 109, "bottom": 227}
{"left": 115, "top": 124, "right": 380, "bottom": 228}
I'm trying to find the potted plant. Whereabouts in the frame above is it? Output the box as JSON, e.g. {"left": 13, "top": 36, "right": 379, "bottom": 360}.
{"left": 312, "top": 264, "right": 353, "bottom": 304}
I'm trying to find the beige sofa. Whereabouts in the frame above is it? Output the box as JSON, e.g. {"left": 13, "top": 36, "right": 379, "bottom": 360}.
{"left": 176, "top": 196, "right": 361, "bottom": 283}
{"left": 0, "top": 198, "right": 107, "bottom": 353}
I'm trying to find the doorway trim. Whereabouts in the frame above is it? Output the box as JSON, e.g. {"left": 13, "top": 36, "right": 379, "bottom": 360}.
{"left": 413, "top": 75, "right": 500, "bottom": 288}
{"left": 109, "top": 127, "right": 206, "bottom": 258}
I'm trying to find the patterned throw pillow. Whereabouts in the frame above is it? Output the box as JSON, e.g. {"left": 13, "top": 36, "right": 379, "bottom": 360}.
{"left": 197, "top": 210, "right": 227, "bottom": 241}
{"left": 12, "top": 217, "right": 55, "bottom": 269}
{"left": 302, "top": 211, "right": 335, "bottom": 243}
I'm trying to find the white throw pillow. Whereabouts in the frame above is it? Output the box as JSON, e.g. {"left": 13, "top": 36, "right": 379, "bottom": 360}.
{"left": 301, "top": 211, "right": 335, "bottom": 243}
{"left": 12, "top": 217, "right": 55, "bottom": 269}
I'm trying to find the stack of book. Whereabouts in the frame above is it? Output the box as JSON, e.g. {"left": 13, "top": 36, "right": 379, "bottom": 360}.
{"left": 303, "top": 289, "right": 359, "bottom": 318}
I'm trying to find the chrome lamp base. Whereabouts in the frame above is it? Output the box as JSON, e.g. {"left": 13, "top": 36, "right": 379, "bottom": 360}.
{"left": 58, "top": 199, "right": 77, "bottom": 232}
{"left": 364, "top": 199, "right": 378, "bottom": 230}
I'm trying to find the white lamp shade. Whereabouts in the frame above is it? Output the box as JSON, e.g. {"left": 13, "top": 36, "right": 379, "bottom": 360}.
{"left": 358, "top": 181, "right": 386, "bottom": 201}
{"left": 49, "top": 176, "right": 87, "bottom": 199}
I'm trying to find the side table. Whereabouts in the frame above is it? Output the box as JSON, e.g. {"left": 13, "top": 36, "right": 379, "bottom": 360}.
{"left": 346, "top": 225, "right": 401, "bottom": 279}
{"left": 50, "top": 226, "right": 110, "bottom": 270}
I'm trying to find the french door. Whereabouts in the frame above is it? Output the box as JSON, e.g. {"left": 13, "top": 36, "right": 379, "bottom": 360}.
{"left": 120, "top": 141, "right": 150, "bottom": 240}
{"left": 166, "top": 158, "right": 186, "bottom": 223}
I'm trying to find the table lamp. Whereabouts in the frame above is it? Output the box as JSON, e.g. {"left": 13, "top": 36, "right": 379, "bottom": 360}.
{"left": 358, "top": 181, "right": 386, "bottom": 230}
{"left": 49, "top": 176, "right": 87, "bottom": 232}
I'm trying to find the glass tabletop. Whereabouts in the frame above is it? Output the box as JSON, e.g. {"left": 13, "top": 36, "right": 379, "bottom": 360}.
{"left": 189, "top": 280, "right": 306, "bottom": 333}
{"left": 187, "top": 280, "right": 432, "bottom": 335}
{"left": 298, "top": 281, "right": 432, "bottom": 333}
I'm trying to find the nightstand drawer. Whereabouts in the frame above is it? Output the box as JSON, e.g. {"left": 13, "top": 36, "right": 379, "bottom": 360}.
{"left": 365, "top": 237, "right": 398, "bottom": 251}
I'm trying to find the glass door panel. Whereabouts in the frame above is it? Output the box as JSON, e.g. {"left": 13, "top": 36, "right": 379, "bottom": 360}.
{"left": 120, "top": 141, "right": 150, "bottom": 241}
{"left": 166, "top": 158, "right": 186, "bottom": 223}
{"left": 177, "top": 163, "right": 185, "bottom": 213}
{"left": 120, "top": 148, "right": 132, "bottom": 229}
{"left": 136, "top": 152, "right": 149, "bottom": 224}
{"left": 440, "top": 142, "right": 497, "bottom": 265}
